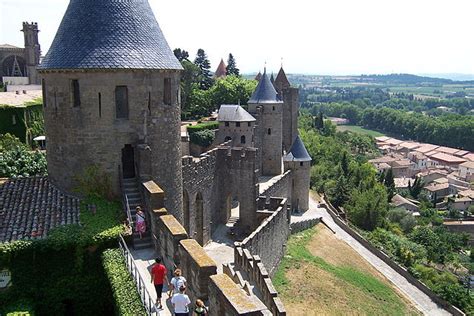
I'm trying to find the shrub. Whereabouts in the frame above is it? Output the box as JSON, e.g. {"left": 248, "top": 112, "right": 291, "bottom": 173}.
{"left": 74, "top": 165, "right": 115, "bottom": 200}
{"left": 102, "top": 249, "right": 145, "bottom": 315}
{"left": 189, "top": 129, "right": 215, "bottom": 147}
{"left": 186, "top": 121, "right": 219, "bottom": 133}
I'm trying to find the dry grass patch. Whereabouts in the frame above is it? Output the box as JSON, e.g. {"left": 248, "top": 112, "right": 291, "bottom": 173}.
{"left": 273, "top": 225, "right": 420, "bottom": 315}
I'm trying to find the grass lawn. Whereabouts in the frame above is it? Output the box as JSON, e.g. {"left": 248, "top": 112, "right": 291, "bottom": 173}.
{"left": 336, "top": 125, "right": 385, "bottom": 137}
{"left": 273, "top": 225, "right": 419, "bottom": 315}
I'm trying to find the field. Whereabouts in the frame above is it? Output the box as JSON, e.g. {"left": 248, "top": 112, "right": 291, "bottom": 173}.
{"left": 336, "top": 125, "right": 385, "bottom": 137}
{"left": 272, "top": 225, "right": 419, "bottom": 315}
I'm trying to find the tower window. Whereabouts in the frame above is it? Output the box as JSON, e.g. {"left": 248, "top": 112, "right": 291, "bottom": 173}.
{"left": 273, "top": 106, "right": 275, "bottom": 111}
{"left": 248, "top": 122, "right": 251, "bottom": 127}
{"left": 225, "top": 122, "right": 229, "bottom": 127}
{"left": 241, "top": 135, "right": 246, "bottom": 144}
{"left": 164, "top": 78, "right": 172, "bottom": 105}
{"left": 300, "top": 162, "right": 304, "bottom": 166}
{"left": 115, "top": 86, "right": 129, "bottom": 119}
{"left": 12, "top": 115, "right": 16, "bottom": 125}
{"left": 236, "top": 122, "right": 240, "bottom": 127}
{"left": 41, "top": 79, "right": 46, "bottom": 108}
{"left": 71, "top": 79, "right": 80, "bottom": 107}
{"left": 268, "top": 128, "right": 271, "bottom": 135}
{"left": 98, "top": 93, "right": 102, "bottom": 118}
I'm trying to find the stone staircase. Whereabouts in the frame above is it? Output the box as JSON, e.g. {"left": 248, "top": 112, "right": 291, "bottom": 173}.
{"left": 122, "top": 177, "right": 153, "bottom": 250}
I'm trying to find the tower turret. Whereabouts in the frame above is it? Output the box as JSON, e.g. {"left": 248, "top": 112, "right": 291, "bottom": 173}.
{"left": 248, "top": 69, "right": 283, "bottom": 176}
{"left": 274, "top": 66, "right": 298, "bottom": 152}
{"left": 38, "top": 0, "right": 184, "bottom": 216}
{"left": 284, "top": 135, "right": 311, "bottom": 211}
{"left": 21, "top": 22, "right": 41, "bottom": 84}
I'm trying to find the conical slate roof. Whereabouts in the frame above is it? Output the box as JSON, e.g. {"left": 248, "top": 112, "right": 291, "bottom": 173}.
{"left": 274, "top": 67, "right": 291, "bottom": 92}
{"left": 39, "top": 0, "right": 182, "bottom": 70}
{"left": 284, "top": 135, "right": 312, "bottom": 162}
{"left": 248, "top": 69, "right": 282, "bottom": 104}
{"left": 254, "top": 72, "right": 262, "bottom": 81}
{"left": 215, "top": 59, "right": 227, "bottom": 78}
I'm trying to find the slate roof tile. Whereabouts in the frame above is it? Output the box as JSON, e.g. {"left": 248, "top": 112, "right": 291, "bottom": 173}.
{"left": 38, "top": 0, "right": 182, "bottom": 71}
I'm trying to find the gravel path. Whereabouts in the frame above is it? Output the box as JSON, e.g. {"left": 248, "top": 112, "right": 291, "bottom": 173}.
{"left": 292, "top": 194, "right": 450, "bottom": 316}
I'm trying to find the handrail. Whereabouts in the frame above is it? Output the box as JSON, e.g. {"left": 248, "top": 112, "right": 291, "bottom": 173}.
{"left": 118, "top": 164, "right": 134, "bottom": 232}
{"left": 119, "top": 234, "right": 156, "bottom": 315}
{"left": 125, "top": 194, "right": 133, "bottom": 229}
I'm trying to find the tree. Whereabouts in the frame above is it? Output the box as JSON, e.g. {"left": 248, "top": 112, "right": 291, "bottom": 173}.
{"left": 408, "top": 176, "right": 423, "bottom": 199}
{"left": 173, "top": 48, "right": 189, "bottom": 62}
{"left": 346, "top": 183, "right": 388, "bottom": 231}
{"left": 340, "top": 151, "right": 349, "bottom": 177}
{"left": 194, "top": 49, "right": 213, "bottom": 90}
{"left": 226, "top": 53, "right": 240, "bottom": 76}
{"left": 331, "top": 175, "right": 349, "bottom": 207}
{"left": 208, "top": 75, "right": 257, "bottom": 107}
{"left": 314, "top": 112, "right": 324, "bottom": 130}
{"left": 383, "top": 168, "right": 395, "bottom": 201}
{"left": 179, "top": 60, "right": 201, "bottom": 118}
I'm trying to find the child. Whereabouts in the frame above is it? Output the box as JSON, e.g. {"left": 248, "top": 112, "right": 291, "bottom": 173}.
{"left": 169, "top": 268, "right": 187, "bottom": 297}
{"left": 194, "top": 299, "right": 208, "bottom": 316}
{"left": 135, "top": 206, "right": 146, "bottom": 239}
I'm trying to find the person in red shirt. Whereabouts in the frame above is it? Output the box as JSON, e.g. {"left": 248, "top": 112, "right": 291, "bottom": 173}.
{"left": 151, "top": 256, "right": 168, "bottom": 309}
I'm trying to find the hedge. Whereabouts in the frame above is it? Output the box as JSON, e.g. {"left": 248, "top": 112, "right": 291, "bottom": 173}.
{"left": 0, "top": 195, "right": 125, "bottom": 315}
{"left": 102, "top": 249, "right": 146, "bottom": 315}
{"left": 186, "top": 121, "right": 219, "bottom": 133}
{"left": 189, "top": 129, "right": 215, "bottom": 147}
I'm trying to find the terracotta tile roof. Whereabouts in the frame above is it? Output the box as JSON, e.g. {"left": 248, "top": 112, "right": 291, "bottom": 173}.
{"left": 460, "top": 161, "right": 474, "bottom": 168}
{"left": 375, "top": 136, "right": 390, "bottom": 142}
{"left": 424, "top": 182, "right": 449, "bottom": 192}
{"left": 430, "top": 152, "right": 467, "bottom": 164}
{"left": 436, "top": 146, "right": 461, "bottom": 155}
{"left": 463, "top": 153, "right": 474, "bottom": 162}
{"left": 0, "top": 177, "right": 81, "bottom": 243}
{"left": 385, "top": 138, "right": 403, "bottom": 145}
{"left": 415, "top": 144, "right": 439, "bottom": 153}
{"left": 398, "top": 142, "right": 420, "bottom": 150}
{"left": 454, "top": 150, "right": 469, "bottom": 157}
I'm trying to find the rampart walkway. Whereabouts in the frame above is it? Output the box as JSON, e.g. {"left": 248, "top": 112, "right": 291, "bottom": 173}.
{"left": 296, "top": 194, "right": 450, "bottom": 316}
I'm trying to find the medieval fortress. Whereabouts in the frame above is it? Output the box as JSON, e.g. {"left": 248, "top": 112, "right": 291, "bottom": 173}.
{"left": 35, "top": 0, "right": 311, "bottom": 313}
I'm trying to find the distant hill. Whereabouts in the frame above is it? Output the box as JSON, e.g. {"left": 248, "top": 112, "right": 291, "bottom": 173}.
{"left": 359, "top": 73, "right": 454, "bottom": 85}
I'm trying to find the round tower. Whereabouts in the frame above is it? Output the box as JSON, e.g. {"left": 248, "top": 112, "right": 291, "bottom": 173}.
{"left": 284, "top": 135, "right": 312, "bottom": 211}
{"left": 38, "top": 0, "right": 183, "bottom": 215}
{"left": 248, "top": 69, "right": 283, "bottom": 176}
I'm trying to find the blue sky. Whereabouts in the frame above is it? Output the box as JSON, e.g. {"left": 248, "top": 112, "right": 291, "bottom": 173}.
{"left": 1, "top": 0, "right": 473, "bottom": 75}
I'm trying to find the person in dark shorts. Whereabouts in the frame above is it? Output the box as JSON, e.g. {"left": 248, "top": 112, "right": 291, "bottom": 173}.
{"left": 150, "top": 256, "right": 168, "bottom": 310}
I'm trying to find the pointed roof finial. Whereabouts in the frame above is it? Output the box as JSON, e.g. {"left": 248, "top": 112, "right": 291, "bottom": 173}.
{"left": 281, "top": 57, "right": 283, "bottom": 68}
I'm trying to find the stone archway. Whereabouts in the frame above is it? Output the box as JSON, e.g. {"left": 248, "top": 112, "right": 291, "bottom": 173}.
{"left": 183, "top": 190, "right": 190, "bottom": 233}
{"left": 195, "top": 192, "right": 204, "bottom": 245}
{"left": 2, "top": 55, "right": 26, "bottom": 77}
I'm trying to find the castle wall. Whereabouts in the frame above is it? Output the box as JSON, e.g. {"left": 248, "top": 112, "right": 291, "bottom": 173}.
{"left": 259, "top": 170, "right": 292, "bottom": 207}
{"left": 40, "top": 70, "right": 183, "bottom": 215}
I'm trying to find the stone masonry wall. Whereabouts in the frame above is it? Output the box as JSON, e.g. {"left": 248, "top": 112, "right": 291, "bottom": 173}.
{"left": 259, "top": 170, "right": 292, "bottom": 207}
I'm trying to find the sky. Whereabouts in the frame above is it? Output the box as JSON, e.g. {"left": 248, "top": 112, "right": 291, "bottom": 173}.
{"left": 1, "top": 0, "right": 474, "bottom": 75}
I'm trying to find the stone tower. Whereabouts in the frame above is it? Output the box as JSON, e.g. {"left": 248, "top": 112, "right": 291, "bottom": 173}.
{"left": 248, "top": 69, "right": 283, "bottom": 176}
{"left": 284, "top": 135, "right": 311, "bottom": 211}
{"left": 38, "top": 0, "right": 184, "bottom": 215}
{"left": 274, "top": 67, "right": 298, "bottom": 153}
{"left": 21, "top": 22, "right": 41, "bottom": 84}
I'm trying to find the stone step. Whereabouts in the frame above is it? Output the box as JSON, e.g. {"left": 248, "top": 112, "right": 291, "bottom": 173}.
{"left": 133, "top": 242, "right": 154, "bottom": 250}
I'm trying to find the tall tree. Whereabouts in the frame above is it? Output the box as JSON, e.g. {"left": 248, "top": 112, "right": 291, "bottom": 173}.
{"left": 173, "top": 48, "right": 189, "bottom": 62}
{"left": 314, "top": 112, "right": 324, "bottom": 130}
{"left": 226, "top": 53, "right": 240, "bottom": 76}
{"left": 383, "top": 168, "right": 395, "bottom": 201}
{"left": 194, "top": 49, "right": 213, "bottom": 90}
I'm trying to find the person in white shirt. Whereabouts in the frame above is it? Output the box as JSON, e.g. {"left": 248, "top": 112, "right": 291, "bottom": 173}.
{"left": 169, "top": 268, "right": 187, "bottom": 297}
{"left": 171, "top": 286, "right": 191, "bottom": 316}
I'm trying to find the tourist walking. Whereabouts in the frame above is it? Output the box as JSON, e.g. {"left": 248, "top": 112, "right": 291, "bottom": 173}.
{"left": 151, "top": 256, "right": 168, "bottom": 310}
{"left": 135, "top": 206, "right": 146, "bottom": 239}
{"left": 171, "top": 286, "right": 191, "bottom": 316}
{"left": 194, "top": 299, "right": 208, "bottom": 316}
{"left": 169, "top": 268, "right": 187, "bottom": 297}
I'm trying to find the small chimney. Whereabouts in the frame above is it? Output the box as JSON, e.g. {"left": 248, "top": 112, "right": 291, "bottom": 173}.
{"left": 23, "top": 90, "right": 27, "bottom": 94}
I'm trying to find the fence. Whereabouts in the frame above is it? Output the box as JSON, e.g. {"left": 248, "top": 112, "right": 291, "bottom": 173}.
{"left": 118, "top": 235, "right": 154, "bottom": 315}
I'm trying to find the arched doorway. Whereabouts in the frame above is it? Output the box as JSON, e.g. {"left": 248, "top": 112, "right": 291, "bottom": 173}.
{"left": 183, "top": 190, "right": 190, "bottom": 233}
{"left": 121, "top": 144, "right": 135, "bottom": 178}
{"left": 225, "top": 195, "right": 240, "bottom": 227}
{"left": 195, "top": 192, "right": 204, "bottom": 245}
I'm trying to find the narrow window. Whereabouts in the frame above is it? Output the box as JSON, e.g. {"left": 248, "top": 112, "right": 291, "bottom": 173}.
{"left": 300, "top": 162, "right": 304, "bottom": 166}
{"left": 273, "top": 106, "right": 275, "bottom": 111}
{"left": 98, "top": 93, "right": 102, "bottom": 117}
{"left": 71, "top": 79, "right": 80, "bottom": 107}
{"left": 268, "top": 128, "right": 271, "bottom": 135}
{"left": 225, "top": 136, "right": 231, "bottom": 141}
{"left": 225, "top": 122, "right": 229, "bottom": 127}
{"left": 163, "top": 78, "right": 172, "bottom": 105}
{"left": 236, "top": 122, "right": 240, "bottom": 127}
{"left": 148, "top": 91, "right": 151, "bottom": 114}
{"left": 12, "top": 115, "right": 16, "bottom": 125}
{"left": 241, "top": 135, "right": 246, "bottom": 144}
{"left": 115, "top": 86, "right": 129, "bottom": 119}
{"left": 41, "top": 79, "right": 47, "bottom": 108}
{"left": 248, "top": 122, "right": 251, "bottom": 127}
